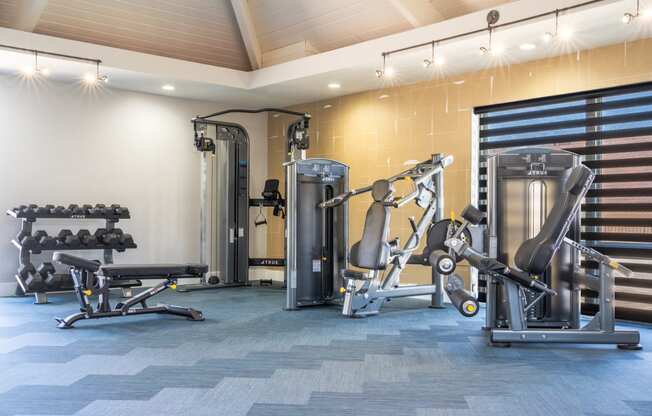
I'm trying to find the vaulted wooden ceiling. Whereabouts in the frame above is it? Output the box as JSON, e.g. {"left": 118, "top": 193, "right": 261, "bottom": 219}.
{"left": 0, "top": 0, "right": 512, "bottom": 71}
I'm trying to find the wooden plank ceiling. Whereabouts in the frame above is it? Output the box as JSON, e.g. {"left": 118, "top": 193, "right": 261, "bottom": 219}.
{"left": 0, "top": 0, "right": 512, "bottom": 70}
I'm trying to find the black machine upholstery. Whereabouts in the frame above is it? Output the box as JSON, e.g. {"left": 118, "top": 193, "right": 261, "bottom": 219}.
{"left": 514, "top": 165, "right": 594, "bottom": 275}
{"left": 52, "top": 252, "right": 101, "bottom": 272}
{"left": 349, "top": 179, "right": 394, "bottom": 270}
{"left": 54, "top": 252, "right": 207, "bottom": 279}
{"left": 100, "top": 264, "right": 208, "bottom": 278}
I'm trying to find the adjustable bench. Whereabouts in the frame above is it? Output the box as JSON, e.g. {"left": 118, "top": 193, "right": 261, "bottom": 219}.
{"left": 53, "top": 252, "right": 206, "bottom": 328}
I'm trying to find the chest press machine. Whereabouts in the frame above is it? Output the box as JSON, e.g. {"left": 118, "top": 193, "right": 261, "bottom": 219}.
{"left": 320, "top": 154, "right": 479, "bottom": 318}
{"left": 431, "top": 164, "right": 641, "bottom": 348}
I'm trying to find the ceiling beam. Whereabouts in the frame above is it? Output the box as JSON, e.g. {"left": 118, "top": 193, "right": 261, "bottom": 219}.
{"left": 388, "top": 0, "right": 444, "bottom": 28}
{"left": 230, "top": 0, "right": 262, "bottom": 70}
{"left": 10, "top": 0, "right": 48, "bottom": 32}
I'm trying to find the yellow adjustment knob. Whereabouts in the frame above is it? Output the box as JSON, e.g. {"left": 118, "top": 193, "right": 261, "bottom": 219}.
{"left": 450, "top": 210, "right": 456, "bottom": 222}
{"left": 609, "top": 260, "right": 620, "bottom": 270}
{"left": 465, "top": 304, "right": 476, "bottom": 313}
{"left": 170, "top": 283, "right": 177, "bottom": 290}
{"left": 82, "top": 289, "right": 92, "bottom": 296}
{"left": 339, "top": 287, "right": 346, "bottom": 294}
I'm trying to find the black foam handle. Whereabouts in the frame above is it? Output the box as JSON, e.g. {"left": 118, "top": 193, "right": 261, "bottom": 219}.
{"left": 445, "top": 286, "right": 479, "bottom": 317}
{"left": 461, "top": 204, "right": 484, "bottom": 225}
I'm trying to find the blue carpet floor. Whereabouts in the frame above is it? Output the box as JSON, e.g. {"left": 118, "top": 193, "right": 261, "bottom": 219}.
{"left": 0, "top": 287, "right": 651, "bottom": 416}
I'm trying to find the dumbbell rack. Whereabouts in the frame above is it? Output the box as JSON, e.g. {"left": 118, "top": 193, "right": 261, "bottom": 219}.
{"left": 7, "top": 204, "right": 140, "bottom": 304}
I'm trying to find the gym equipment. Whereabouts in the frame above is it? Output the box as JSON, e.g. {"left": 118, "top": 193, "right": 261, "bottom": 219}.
{"left": 181, "top": 108, "right": 310, "bottom": 292}
{"left": 53, "top": 252, "right": 205, "bottom": 328}
{"left": 320, "top": 154, "right": 460, "bottom": 317}
{"left": 7, "top": 204, "right": 139, "bottom": 303}
{"left": 482, "top": 147, "right": 582, "bottom": 330}
{"left": 436, "top": 164, "right": 641, "bottom": 348}
{"left": 177, "top": 118, "right": 250, "bottom": 291}
{"left": 286, "top": 158, "right": 348, "bottom": 309}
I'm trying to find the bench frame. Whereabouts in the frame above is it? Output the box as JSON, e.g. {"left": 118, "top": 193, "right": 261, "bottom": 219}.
{"left": 55, "top": 266, "right": 204, "bottom": 329}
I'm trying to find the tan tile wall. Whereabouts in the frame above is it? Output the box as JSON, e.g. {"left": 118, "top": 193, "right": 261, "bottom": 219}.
{"left": 266, "top": 38, "right": 652, "bottom": 284}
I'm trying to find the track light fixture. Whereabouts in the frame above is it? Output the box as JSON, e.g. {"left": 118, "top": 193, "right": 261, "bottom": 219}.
{"left": 422, "top": 41, "right": 435, "bottom": 68}
{"left": 480, "top": 10, "right": 500, "bottom": 56}
{"left": 375, "top": 54, "right": 386, "bottom": 78}
{"left": 375, "top": 54, "right": 394, "bottom": 78}
{"left": 622, "top": 0, "right": 641, "bottom": 23}
{"left": 0, "top": 43, "right": 105, "bottom": 84}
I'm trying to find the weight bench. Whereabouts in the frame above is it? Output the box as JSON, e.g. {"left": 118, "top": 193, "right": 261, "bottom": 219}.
{"left": 53, "top": 252, "right": 206, "bottom": 328}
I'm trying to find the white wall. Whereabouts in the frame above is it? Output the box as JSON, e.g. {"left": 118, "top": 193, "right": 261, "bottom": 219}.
{"left": 0, "top": 74, "right": 268, "bottom": 295}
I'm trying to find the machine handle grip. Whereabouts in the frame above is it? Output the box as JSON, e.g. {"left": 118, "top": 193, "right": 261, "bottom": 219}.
{"left": 319, "top": 193, "right": 349, "bottom": 208}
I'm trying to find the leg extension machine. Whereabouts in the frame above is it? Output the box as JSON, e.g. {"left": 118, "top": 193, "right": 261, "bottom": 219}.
{"left": 432, "top": 165, "right": 641, "bottom": 348}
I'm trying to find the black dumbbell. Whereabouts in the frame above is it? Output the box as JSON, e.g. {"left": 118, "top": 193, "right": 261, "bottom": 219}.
{"left": 40, "top": 236, "right": 57, "bottom": 250}
{"left": 16, "top": 229, "right": 31, "bottom": 241}
{"left": 36, "top": 206, "right": 50, "bottom": 215}
{"left": 94, "top": 228, "right": 108, "bottom": 243}
{"left": 52, "top": 206, "right": 65, "bottom": 215}
{"left": 79, "top": 230, "right": 97, "bottom": 247}
{"left": 24, "top": 272, "right": 46, "bottom": 292}
{"left": 112, "top": 228, "right": 124, "bottom": 236}
{"left": 45, "top": 273, "right": 63, "bottom": 290}
{"left": 18, "top": 263, "right": 36, "bottom": 279}
{"left": 102, "top": 232, "right": 119, "bottom": 246}
{"left": 65, "top": 234, "right": 81, "bottom": 248}
{"left": 20, "top": 235, "right": 40, "bottom": 253}
{"left": 33, "top": 230, "right": 48, "bottom": 240}
{"left": 72, "top": 206, "right": 85, "bottom": 216}
{"left": 37, "top": 262, "right": 55, "bottom": 279}
{"left": 22, "top": 205, "right": 38, "bottom": 216}
{"left": 58, "top": 229, "right": 73, "bottom": 241}
{"left": 12, "top": 205, "right": 27, "bottom": 213}
{"left": 119, "top": 234, "right": 135, "bottom": 247}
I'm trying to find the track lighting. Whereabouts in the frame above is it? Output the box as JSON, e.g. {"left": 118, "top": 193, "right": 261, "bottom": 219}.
{"left": 84, "top": 61, "right": 108, "bottom": 84}
{"left": 623, "top": 0, "right": 641, "bottom": 23}
{"left": 376, "top": 54, "right": 394, "bottom": 78}
{"left": 20, "top": 51, "right": 50, "bottom": 78}
{"left": 480, "top": 11, "right": 500, "bottom": 58}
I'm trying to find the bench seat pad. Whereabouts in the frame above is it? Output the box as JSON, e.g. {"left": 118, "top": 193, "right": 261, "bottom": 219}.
{"left": 99, "top": 264, "right": 208, "bottom": 278}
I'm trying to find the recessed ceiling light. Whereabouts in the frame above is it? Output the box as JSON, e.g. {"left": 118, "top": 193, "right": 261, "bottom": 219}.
{"left": 378, "top": 94, "right": 390, "bottom": 100}
{"left": 452, "top": 80, "right": 465, "bottom": 85}
{"left": 323, "top": 104, "right": 333, "bottom": 109}
{"left": 519, "top": 43, "right": 536, "bottom": 51}
{"left": 327, "top": 83, "right": 340, "bottom": 89}
{"left": 162, "top": 84, "right": 175, "bottom": 91}
{"left": 384, "top": 67, "right": 395, "bottom": 77}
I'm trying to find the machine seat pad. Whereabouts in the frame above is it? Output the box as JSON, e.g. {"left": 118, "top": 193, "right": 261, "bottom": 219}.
{"left": 53, "top": 252, "right": 101, "bottom": 272}
{"left": 99, "top": 264, "right": 208, "bottom": 279}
